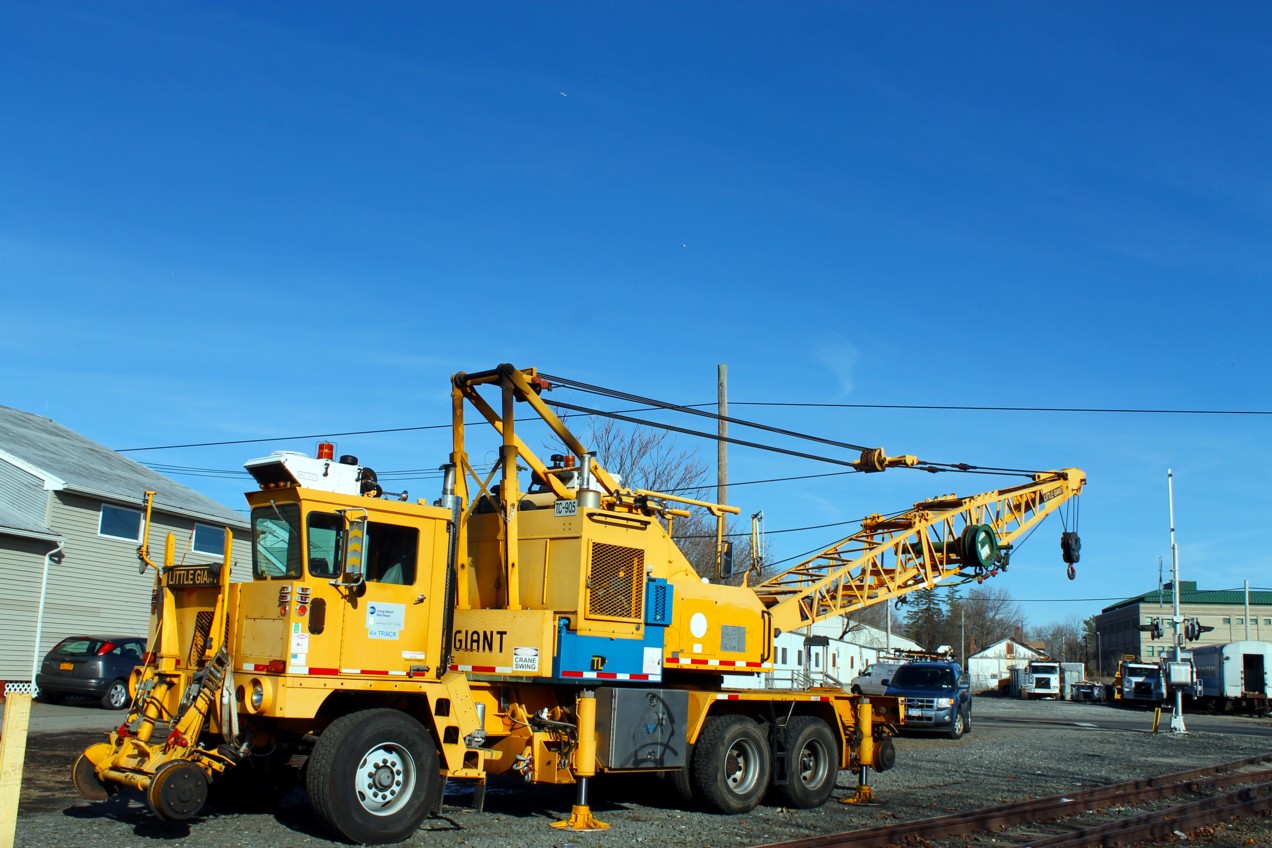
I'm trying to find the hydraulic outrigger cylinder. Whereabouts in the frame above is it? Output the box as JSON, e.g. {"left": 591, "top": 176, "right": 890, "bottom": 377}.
{"left": 551, "top": 690, "right": 610, "bottom": 831}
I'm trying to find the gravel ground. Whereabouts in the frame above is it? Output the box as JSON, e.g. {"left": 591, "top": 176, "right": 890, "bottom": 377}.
{"left": 12, "top": 696, "right": 1272, "bottom": 848}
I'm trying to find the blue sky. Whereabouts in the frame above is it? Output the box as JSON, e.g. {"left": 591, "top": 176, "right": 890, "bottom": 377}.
{"left": 4, "top": 3, "right": 1270, "bottom": 630}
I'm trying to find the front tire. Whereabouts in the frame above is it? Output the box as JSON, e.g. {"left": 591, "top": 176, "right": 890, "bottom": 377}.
{"left": 691, "top": 715, "right": 771, "bottom": 814}
{"left": 771, "top": 716, "right": 838, "bottom": 809}
{"left": 306, "top": 709, "right": 440, "bottom": 844}
{"left": 946, "top": 708, "right": 966, "bottom": 740}
{"left": 101, "top": 679, "right": 129, "bottom": 710}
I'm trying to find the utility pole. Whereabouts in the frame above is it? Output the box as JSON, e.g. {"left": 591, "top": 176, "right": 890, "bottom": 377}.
{"left": 960, "top": 608, "right": 966, "bottom": 670}
{"left": 717, "top": 364, "right": 727, "bottom": 506}
{"left": 1245, "top": 580, "right": 1251, "bottom": 641}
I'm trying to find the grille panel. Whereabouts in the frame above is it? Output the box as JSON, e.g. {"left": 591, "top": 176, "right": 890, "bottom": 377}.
{"left": 189, "top": 610, "right": 214, "bottom": 668}
{"left": 588, "top": 543, "right": 644, "bottom": 621}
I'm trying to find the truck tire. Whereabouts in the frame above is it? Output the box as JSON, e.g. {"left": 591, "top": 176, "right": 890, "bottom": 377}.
{"left": 101, "top": 679, "right": 129, "bottom": 710}
{"left": 771, "top": 716, "right": 838, "bottom": 809}
{"left": 306, "top": 709, "right": 439, "bottom": 844}
{"left": 666, "top": 739, "right": 696, "bottom": 806}
{"left": 691, "top": 715, "right": 771, "bottom": 814}
{"left": 946, "top": 708, "right": 966, "bottom": 740}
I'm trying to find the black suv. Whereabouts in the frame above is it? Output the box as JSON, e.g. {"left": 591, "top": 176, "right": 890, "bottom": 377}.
{"left": 884, "top": 660, "right": 972, "bottom": 739}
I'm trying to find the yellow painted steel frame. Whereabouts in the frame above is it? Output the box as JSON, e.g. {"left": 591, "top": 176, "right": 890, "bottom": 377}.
{"left": 449, "top": 365, "right": 739, "bottom": 588}
{"left": 84, "top": 526, "right": 237, "bottom": 792}
{"left": 755, "top": 469, "right": 1086, "bottom": 634}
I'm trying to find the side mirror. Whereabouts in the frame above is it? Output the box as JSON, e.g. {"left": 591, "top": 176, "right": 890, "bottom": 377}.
{"left": 336, "top": 511, "right": 368, "bottom": 587}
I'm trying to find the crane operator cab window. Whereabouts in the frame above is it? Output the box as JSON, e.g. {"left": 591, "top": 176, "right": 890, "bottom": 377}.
{"left": 304, "top": 514, "right": 418, "bottom": 585}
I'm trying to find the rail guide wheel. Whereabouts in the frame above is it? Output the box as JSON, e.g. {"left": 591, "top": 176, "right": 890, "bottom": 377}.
{"left": 148, "top": 760, "right": 210, "bottom": 821}
{"left": 72, "top": 748, "right": 112, "bottom": 801}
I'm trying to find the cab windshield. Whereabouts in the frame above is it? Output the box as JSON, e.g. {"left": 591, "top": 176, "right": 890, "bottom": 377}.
{"left": 251, "top": 504, "right": 303, "bottom": 579}
{"left": 892, "top": 665, "right": 956, "bottom": 690}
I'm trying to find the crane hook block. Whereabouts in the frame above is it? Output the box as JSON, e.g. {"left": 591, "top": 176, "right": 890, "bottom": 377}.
{"left": 1060, "top": 531, "right": 1081, "bottom": 564}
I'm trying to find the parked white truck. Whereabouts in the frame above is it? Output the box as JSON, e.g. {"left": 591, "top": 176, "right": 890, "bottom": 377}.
{"left": 1010, "top": 661, "right": 1086, "bottom": 700}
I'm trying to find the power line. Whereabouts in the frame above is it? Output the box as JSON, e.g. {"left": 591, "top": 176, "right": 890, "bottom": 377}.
{"left": 115, "top": 396, "right": 1268, "bottom": 455}
{"left": 732, "top": 401, "right": 1272, "bottom": 416}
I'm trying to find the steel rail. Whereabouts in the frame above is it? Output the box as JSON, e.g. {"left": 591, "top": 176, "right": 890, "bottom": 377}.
{"left": 753, "top": 753, "right": 1272, "bottom": 848}
{"left": 1026, "top": 780, "right": 1272, "bottom": 847}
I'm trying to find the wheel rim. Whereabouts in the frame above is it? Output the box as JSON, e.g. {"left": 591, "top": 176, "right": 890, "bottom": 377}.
{"left": 355, "top": 742, "right": 417, "bottom": 816}
{"left": 796, "top": 737, "right": 831, "bottom": 788}
{"left": 724, "top": 737, "right": 763, "bottom": 796}
{"left": 108, "top": 682, "right": 127, "bottom": 708}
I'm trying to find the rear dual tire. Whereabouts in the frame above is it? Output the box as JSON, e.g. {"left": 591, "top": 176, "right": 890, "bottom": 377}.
{"left": 771, "top": 716, "right": 838, "bottom": 809}
{"left": 691, "top": 715, "right": 771, "bottom": 814}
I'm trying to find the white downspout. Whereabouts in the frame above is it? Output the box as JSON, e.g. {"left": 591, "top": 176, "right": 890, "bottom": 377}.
{"left": 30, "top": 540, "right": 65, "bottom": 694}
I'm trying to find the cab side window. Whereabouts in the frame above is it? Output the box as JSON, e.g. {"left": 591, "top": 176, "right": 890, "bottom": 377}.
{"left": 366, "top": 522, "right": 418, "bottom": 585}
{"left": 307, "top": 513, "right": 343, "bottom": 579}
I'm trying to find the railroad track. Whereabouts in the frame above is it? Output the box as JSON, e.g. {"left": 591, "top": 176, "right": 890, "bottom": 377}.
{"left": 759, "top": 752, "right": 1272, "bottom": 848}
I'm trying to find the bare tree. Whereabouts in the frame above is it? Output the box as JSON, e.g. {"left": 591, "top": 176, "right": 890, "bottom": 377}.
{"left": 1033, "top": 615, "right": 1087, "bottom": 663}
{"left": 953, "top": 585, "right": 1025, "bottom": 656}
{"left": 564, "top": 415, "right": 730, "bottom": 576}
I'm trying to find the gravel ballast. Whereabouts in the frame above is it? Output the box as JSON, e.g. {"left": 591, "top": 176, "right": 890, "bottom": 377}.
{"left": 13, "top": 696, "right": 1272, "bottom": 847}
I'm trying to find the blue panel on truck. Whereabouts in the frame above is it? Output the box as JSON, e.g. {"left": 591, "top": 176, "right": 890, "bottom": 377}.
{"left": 554, "top": 581, "right": 673, "bottom": 682}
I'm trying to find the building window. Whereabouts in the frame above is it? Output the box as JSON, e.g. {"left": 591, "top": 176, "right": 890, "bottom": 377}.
{"left": 1265, "top": 619, "right": 1271, "bottom": 626}
{"left": 99, "top": 504, "right": 142, "bottom": 542}
{"left": 1236, "top": 618, "right": 1245, "bottom": 625}
{"left": 192, "top": 524, "right": 226, "bottom": 556}
{"left": 780, "top": 647, "right": 787, "bottom": 665}
{"left": 1223, "top": 617, "right": 1232, "bottom": 625}
{"left": 1146, "top": 646, "right": 1154, "bottom": 657}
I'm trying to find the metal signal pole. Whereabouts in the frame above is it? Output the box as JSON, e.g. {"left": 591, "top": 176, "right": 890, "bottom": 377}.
{"left": 1168, "top": 469, "right": 1187, "bottom": 734}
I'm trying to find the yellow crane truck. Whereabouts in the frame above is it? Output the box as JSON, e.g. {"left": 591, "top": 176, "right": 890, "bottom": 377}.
{"left": 74, "top": 364, "right": 1085, "bottom": 844}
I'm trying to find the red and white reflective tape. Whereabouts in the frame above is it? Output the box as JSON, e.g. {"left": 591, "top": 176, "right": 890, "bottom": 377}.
{"left": 448, "top": 663, "right": 514, "bottom": 675}
{"left": 669, "top": 658, "right": 771, "bottom": 669}
{"left": 716, "top": 693, "right": 829, "bottom": 701}
{"left": 560, "top": 671, "right": 660, "bottom": 681}
{"left": 242, "top": 664, "right": 406, "bottom": 677}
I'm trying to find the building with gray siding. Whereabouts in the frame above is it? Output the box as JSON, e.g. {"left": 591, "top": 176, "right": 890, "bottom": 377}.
{"left": 0, "top": 405, "right": 251, "bottom": 687}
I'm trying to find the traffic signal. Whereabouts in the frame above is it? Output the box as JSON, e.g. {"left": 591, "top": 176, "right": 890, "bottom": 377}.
{"left": 1138, "top": 618, "right": 1163, "bottom": 640}
{"left": 1183, "top": 618, "right": 1214, "bottom": 641}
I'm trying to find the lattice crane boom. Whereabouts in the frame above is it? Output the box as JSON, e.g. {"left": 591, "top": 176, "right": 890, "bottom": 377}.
{"left": 753, "top": 468, "right": 1086, "bottom": 634}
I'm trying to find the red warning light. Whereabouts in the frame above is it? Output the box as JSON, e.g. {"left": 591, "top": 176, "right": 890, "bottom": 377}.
{"left": 317, "top": 442, "right": 336, "bottom": 460}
